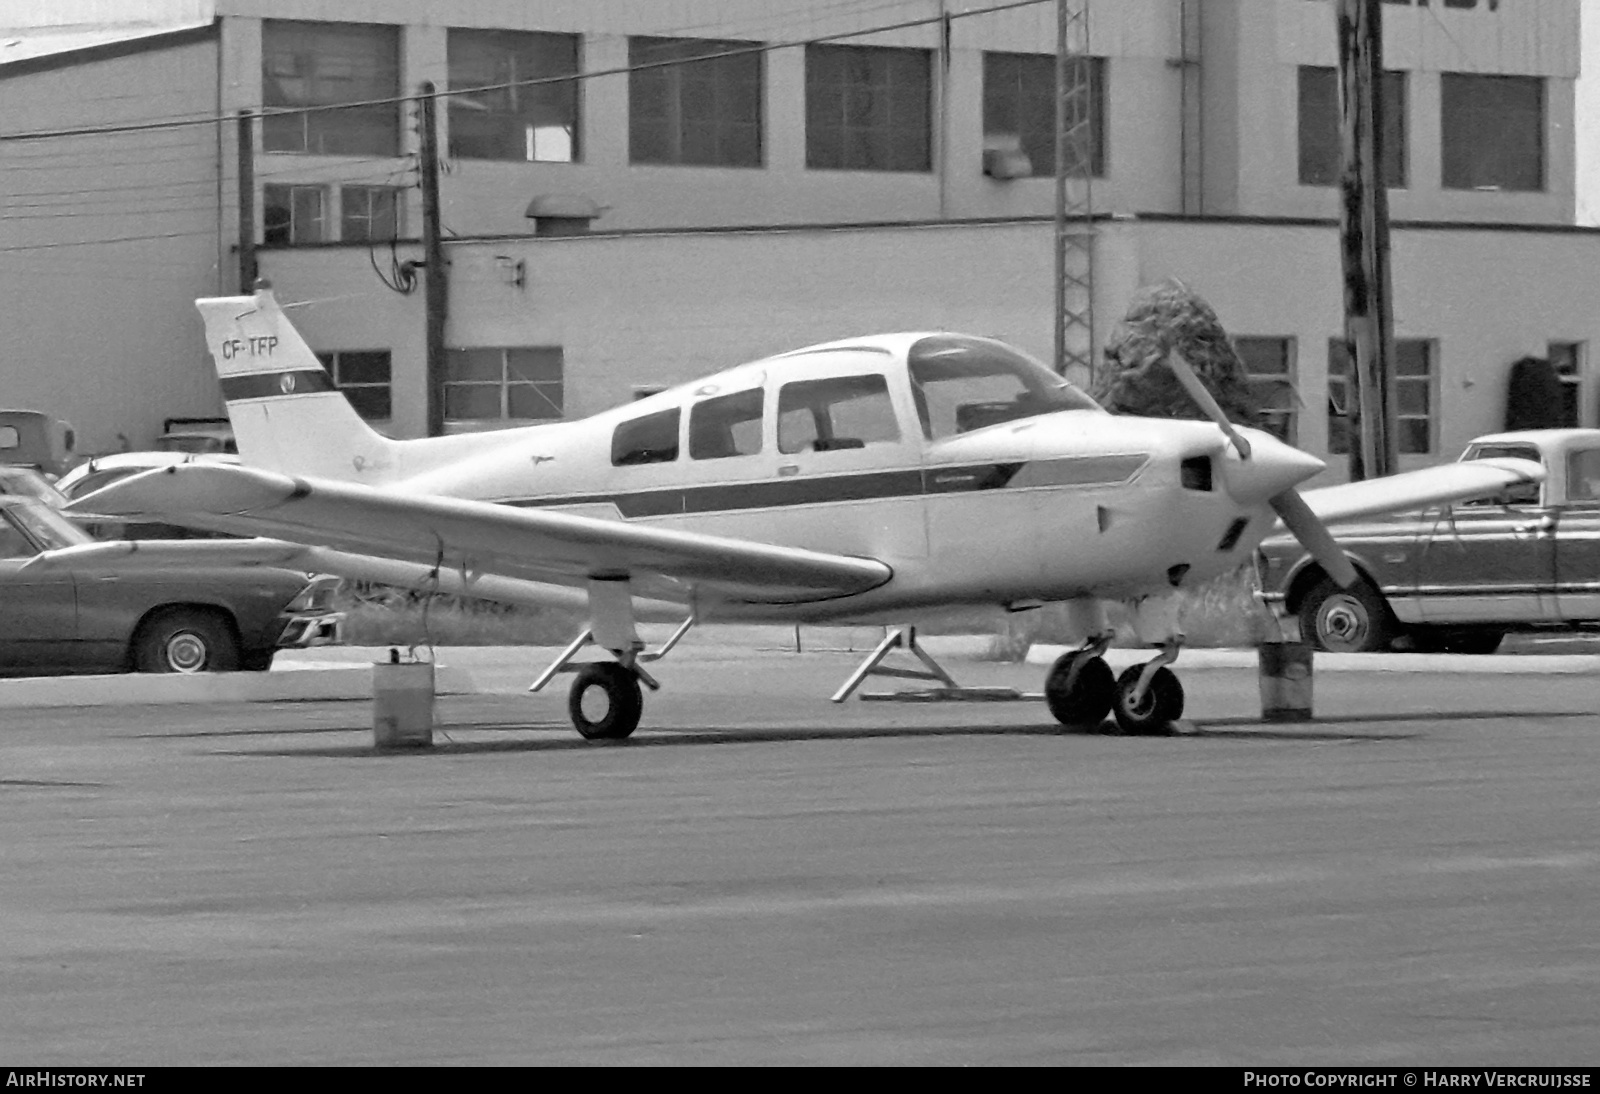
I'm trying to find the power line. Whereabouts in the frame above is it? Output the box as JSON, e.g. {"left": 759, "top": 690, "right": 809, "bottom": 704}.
{"left": 0, "top": 0, "right": 1055, "bottom": 145}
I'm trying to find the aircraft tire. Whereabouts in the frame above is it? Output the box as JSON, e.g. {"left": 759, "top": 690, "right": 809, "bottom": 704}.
{"left": 1043, "top": 652, "right": 1114, "bottom": 729}
{"left": 1111, "top": 665, "right": 1184, "bottom": 736}
{"left": 567, "top": 662, "right": 643, "bottom": 740}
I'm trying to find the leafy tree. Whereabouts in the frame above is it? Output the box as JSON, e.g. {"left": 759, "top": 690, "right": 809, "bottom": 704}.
{"left": 1093, "top": 279, "right": 1263, "bottom": 426}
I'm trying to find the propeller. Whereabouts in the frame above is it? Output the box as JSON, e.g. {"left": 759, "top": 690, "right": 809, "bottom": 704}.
{"left": 1165, "top": 350, "right": 1360, "bottom": 589}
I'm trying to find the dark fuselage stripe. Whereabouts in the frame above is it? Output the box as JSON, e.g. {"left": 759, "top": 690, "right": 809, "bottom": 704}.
{"left": 506, "top": 455, "right": 1144, "bottom": 519}
{"left": 221, "top": 369, "right": 337, "bottom": 401}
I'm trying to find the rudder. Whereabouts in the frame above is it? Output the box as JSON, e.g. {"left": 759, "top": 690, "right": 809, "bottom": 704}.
{"left": 197, "top": 286, "right": 397, "bottom": 482}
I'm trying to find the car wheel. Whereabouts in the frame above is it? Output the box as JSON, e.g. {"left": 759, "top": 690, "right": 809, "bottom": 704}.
{"left": 134, "top": 609, "right": 240, "bottom": 674}
{"left": 1299, "top": 577, "right": 1395, "bottom": 653}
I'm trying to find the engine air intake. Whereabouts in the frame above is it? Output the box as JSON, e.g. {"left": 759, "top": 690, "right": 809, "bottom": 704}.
{"left": 1181, "top": 456, "right": 1213, "bottom": 492}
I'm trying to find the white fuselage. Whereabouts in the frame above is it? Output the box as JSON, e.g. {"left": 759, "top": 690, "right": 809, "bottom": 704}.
{"left": 393, "top": 339, "right": 1316, "bottom": 624}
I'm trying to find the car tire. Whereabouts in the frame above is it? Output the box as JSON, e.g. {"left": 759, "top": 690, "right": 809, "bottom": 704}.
{"left": 1299, "top": 577, "right": 1396, "bottom": 653}
{"left": 133, "top": 609, "right": 240, "bottom": 674}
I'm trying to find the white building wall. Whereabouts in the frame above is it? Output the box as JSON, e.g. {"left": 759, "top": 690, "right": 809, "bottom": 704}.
{"left": 258, "top": 215, "right": 1600, "bottom": 485}
{"left": 0, "top": 32, "right": 227, "bottom": 454}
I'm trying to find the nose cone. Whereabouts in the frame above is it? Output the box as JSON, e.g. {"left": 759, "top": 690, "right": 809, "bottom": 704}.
{"left": 1220, "top": 430, "right": 1326, "bottom": 504}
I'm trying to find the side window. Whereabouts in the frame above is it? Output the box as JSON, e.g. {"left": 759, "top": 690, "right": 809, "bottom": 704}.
{"left": 0, "top": 515, "right": 36, "bottom": 559}
{"left": 612, "top": 408, "right": 681, "bottom": 466}
{"left": 689, "top": 389, "right": 764, "bottom": 460}
{"left": 1461, "top": 442, "right": 1542, "bottom": 506}
{"left": 1568, "top": 449, "right": 1600, "bottom": 504}
{"left": 777, "top": 375, "right": 900, "bottom": 455}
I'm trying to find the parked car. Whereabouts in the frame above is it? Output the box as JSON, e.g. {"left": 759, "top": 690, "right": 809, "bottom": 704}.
{"left": 57, "top": 451, "right": 241, "bottom": 540}
{"left": 1257, "top": 428, "right": 1600, "bottom": 653}
{"left": 0, "top": 465, "right": 68, "bottom": 509}
{"left": 0, "top": 409, "right": 77, "bottom": 478}
{"left": 155, "top": 416, "right": 236, "bottom": 455}
{"left": 0, "top": 494, "right": 342, "bottom": 676}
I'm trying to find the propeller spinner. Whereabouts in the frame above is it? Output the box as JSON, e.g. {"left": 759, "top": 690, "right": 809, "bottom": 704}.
{"left": 1165, "top": 351, "right": 1359, "bottom": 589}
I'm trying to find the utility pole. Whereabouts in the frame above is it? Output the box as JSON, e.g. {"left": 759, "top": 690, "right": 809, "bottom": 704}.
{"left": 418, "top": 82, "right": 448, "bottom": 438}
{"left": 1336, "top": 0, "right": 1397, "bottom": 480}
{"left": 236, "top": 110, "right": 257, "bottom": 293}
{"left": 1053, "top": 0, "right": 1094, "bottom": 384}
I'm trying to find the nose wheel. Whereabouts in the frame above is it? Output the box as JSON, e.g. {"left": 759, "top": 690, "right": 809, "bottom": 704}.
{"left": 1111, "top": 664, "right": 1184, "bottom": 735}
{"left": 1044, "top": 650, "right": 1115, "bottom": 729}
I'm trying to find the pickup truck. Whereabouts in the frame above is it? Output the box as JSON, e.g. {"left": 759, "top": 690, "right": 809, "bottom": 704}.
{"left": 1257, "top": 428, "right": 1600, "bottom": 653}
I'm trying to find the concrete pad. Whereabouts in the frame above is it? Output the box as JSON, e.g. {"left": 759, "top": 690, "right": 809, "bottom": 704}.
{"left": 0, "top": 659, "right": 476, "bottom": 709}
{"left": 1026, "top": 644, "right": 1600, "bottom": 674}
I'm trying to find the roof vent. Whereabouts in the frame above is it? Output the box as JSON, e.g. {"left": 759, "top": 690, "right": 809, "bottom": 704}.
{"left": 524, "top": 193, "right": 604, "bottom": 236}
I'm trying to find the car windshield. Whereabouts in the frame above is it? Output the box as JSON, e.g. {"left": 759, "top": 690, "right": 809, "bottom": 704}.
{"left": 907, "top": 334, "right": 1101, "bottom": 440}
{"left": 5, "top": 499, "right": 93, "bottom": 550}
{"left": 0, "top": 467, "right": 68, "bottom": 509}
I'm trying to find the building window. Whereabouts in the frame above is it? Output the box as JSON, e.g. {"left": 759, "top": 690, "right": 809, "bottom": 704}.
{"left": 340, "top": 186, "right": 401, "bottom": 242}
{"left": 805, "top": 44, "right": 930, "bottom": 172}
{"left": 628, "top": 37, "right": 762, "bottom": 167}
{"left": 1297, "top": 66, "right": 1407, "bottom": 188}
{"left": 982, "top": 52, "right": 1105, "bottom": 179}
{"left": 1441, "top": 73, "right": 1544, "bottom": 191}
{"left": 1549, "top": 342, "right": 1586, "bottom": 428}
{"left": 444, "top": 347, "right": 564, "bottom": 422}
{"left": 262, "top": 21, "right": 400, "bottom": 156}
{"left": 262, "top": 184, "right": 326, "bottom": 245}
{"left": 316, "top": 350, "right": 391, "bottom": 421}
{"left": 448, "top": 29, "right": 579, "bottom": 163}
{"left": 1328, "top": 339, "right": 1434, "bottom": 455}
{"left": 1234, "top": 337, "right": 1297, "bottom": 444}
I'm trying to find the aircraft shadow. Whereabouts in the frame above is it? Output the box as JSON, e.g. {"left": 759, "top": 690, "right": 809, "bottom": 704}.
{"left": 215, "top": 707, "right": 1592, "bottom": 758}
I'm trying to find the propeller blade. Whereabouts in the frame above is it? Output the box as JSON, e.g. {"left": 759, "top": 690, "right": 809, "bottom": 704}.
{"left": 1270, "top": 488, "right": 1359, "bottom": 589}
{"left": 1165, "top": 350, "right": 1251, "bottom": 460}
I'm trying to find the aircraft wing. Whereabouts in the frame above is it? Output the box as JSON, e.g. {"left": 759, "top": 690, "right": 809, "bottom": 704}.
{"left": 1297, "top": 457, "right": 1545, "bottom": 524}
{"left": 66, "top": 463, "right": 893, "bottom": 607}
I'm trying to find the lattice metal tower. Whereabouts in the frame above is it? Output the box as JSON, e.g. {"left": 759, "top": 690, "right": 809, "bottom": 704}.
{"left": 1053, "top": 0, "right": 1095, "bottom": 385}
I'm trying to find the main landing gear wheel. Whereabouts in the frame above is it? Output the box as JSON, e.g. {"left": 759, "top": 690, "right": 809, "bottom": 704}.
{"left": 567, "top": 662, "right": 643, "bottom": 741}
{"left": 1111, "top": 665, "right": 1184, "bottom": 735}
{"left": 1044, "top": 652, "right": 1115, "bottom": 730}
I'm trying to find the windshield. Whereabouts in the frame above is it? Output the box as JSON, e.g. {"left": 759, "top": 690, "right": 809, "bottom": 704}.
{"left": 5, "top": 499, "right": 93, "bottom": 550}
{"left": 0, "top": 467, "right": 67, "bottom": 508}
{"left": 907, "top": 334, "right": 1101, "bottom": 440}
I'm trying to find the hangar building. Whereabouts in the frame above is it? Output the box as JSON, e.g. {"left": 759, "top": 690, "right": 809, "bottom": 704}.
{"left": 0, "top": 0, "right": 1592, "bottom": 482}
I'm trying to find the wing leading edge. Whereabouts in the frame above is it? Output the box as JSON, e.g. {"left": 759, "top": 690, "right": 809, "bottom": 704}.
{"left": 66, "top": 463, "right": 893, "bottom": 607}
{"left": 1297, "top": 457, "right": 1546, "bottom": 524}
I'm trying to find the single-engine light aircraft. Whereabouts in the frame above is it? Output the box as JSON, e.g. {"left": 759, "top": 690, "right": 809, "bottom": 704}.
{"left": 72, "top": 287, "right": 1542, "bottom": 737}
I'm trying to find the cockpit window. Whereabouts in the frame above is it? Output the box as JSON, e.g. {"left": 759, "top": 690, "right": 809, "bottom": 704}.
{"left": 690, "top": 388, "right": 763, "bottom": 460}
{"left": 611, "top": 408, "right": 680, "bottom": 466}
{"left": 778, "top": 374, "right": 900, "bottom": 454}
{"left": 907, "top": 334, "right": 1101, "bottom": 440}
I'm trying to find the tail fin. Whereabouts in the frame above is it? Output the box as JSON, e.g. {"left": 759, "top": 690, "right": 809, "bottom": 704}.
{"left": 197, "top": 286, "right": 398, "bottom": 482}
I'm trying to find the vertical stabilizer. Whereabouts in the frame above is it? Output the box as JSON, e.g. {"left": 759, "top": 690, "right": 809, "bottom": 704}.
{"left": 197, "top": 287, "right": 398, "bottom": 482}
